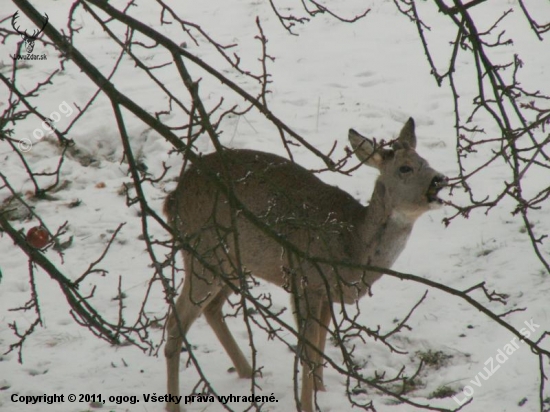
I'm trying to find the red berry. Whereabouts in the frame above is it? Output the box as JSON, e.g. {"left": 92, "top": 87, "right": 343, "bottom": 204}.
{"left": 26, "top": 226, "right": 50, "bottom": 248}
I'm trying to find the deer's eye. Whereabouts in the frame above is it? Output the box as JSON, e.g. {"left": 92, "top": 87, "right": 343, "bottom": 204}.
{"left": 399, "top": 165, "right": 413, "bottom": 174}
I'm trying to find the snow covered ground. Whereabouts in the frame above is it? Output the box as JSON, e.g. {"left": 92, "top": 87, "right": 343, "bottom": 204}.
{"left": 1, "top": 1, "right": 549, "bottom": 411}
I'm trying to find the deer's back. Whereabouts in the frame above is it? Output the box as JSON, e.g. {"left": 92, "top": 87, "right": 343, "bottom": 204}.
{"left": 165, "top": 149, "right": 365, "bottom": 286}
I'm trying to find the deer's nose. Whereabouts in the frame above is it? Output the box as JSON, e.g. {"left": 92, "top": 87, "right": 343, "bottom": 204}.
{"left": 430, "top": 174, "right": 447, "bottom": 188}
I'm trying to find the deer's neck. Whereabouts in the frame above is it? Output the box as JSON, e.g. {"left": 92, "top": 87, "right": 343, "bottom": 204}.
{"left": 355, "top": 181, "right": 416, "bottom": 270}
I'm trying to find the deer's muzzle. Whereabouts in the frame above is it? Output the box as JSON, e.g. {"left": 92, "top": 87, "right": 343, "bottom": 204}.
{"left": 426, "top": 174, "right": 447, "bottom": 204}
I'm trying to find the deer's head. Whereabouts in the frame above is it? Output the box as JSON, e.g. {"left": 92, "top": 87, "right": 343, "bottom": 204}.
{"left": 349, "top": 118, "right": 447, "bottom": 221}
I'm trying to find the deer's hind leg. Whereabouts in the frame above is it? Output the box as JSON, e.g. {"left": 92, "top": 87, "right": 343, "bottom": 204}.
{"left": 165, "top": 255, "right": 225, "bottom": 412}
{"left": 203, "top": 285, "right": 253, "bottom": 378}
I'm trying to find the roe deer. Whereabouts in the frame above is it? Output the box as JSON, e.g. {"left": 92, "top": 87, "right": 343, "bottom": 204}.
{"left": 164, "top": 118, "right": 446, "bottom": 412}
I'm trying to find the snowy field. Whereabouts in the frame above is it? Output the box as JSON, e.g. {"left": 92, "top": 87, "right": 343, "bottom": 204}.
{"left": 1, "top": 1, "right": 550, "bottom": 412}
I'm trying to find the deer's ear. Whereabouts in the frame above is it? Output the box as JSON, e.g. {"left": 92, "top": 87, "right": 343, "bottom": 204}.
{"left": 396, "top": 117, "right": 417, "bottom": 149}
{"left": 349, "top": 129, "right": 387, "bottom": 169}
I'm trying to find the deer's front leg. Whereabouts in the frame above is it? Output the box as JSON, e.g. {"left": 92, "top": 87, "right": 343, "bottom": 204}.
{"left": 296, "top": 295, "right": 326, "bottom": 412}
